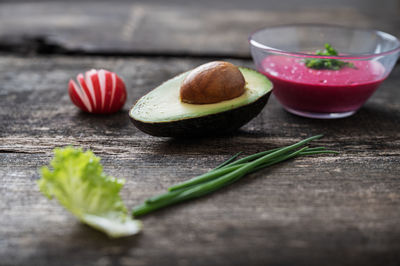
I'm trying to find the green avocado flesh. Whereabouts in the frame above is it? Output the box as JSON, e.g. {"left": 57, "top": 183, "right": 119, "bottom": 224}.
{"left": 130, "top": 68, "right": 272, "bottom": 123}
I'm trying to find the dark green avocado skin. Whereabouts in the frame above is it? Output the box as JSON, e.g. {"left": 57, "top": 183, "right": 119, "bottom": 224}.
{"left": 129, "top": 91, "right": 271, "bottom": 138}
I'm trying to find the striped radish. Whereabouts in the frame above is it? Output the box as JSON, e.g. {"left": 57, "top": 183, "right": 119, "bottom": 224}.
{"left": 68, "top": 69, "right": 127, "bottom": 114}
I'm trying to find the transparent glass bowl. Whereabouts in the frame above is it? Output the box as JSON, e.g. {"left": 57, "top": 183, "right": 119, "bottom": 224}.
{"left": 249, "top": 24, "right": 400, "bottom": 119}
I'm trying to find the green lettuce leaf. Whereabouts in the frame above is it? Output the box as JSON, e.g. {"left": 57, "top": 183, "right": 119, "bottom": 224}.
{"left": 38, "top": 147, "right": 141, "bottom": 238}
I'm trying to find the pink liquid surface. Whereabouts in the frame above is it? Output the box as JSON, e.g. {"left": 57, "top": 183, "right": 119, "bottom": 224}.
{"left": 260, "top": 55, "right": 386, "bottom": 113}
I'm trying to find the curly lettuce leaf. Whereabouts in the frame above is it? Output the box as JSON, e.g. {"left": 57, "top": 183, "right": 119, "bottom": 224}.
{"left": 38, "top": 147, "right": 141, "bottom": 238}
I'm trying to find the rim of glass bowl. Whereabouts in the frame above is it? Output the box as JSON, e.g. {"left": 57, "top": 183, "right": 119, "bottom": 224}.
{"left": 249, "top": 24, "right": 400, "bottom": 60}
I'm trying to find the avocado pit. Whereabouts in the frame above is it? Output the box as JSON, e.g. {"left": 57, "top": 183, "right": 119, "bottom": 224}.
{"left": 180, "top": 61, "right": 246, "bottom": 104}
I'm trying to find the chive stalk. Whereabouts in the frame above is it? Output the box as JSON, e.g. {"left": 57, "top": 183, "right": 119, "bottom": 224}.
{"left": 168, "top": 135, "right": 323, "bottom": 192}
{"left": 143, "top": 147, "right": 338, "bottom": 207}
{"left": 132, "top": 134, "right": 337, "bottom": 217}
{"left": 133, "top": 147, "right": 310, "bottom": 216}
{"left": 213, "top": 152, "right": 242, "bottom": 170}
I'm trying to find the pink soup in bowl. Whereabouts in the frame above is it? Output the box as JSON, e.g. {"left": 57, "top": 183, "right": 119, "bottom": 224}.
{"left": 249, "top": 25, "right": 400, "bottom": 119}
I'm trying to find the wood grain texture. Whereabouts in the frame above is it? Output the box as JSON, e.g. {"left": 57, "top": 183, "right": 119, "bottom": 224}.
{"left": 1, "top": 2, "right": 399, "bottom": 57}
{"left": 1, "top": 55, "right": 400, "bottom": 266}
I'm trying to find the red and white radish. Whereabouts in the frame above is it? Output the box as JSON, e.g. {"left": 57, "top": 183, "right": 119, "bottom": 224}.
{"left": 68, "top": 69, "right": 127, "bottom": 114}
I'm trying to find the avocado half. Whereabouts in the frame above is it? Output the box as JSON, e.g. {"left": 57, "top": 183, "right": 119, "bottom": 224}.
{"left": 129, "top": 68, "right": 273, "bottom": 137}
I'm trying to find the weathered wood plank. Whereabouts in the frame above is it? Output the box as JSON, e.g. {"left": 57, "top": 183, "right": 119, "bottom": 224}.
{"left": 1, "top": 2, "right": 399, "bottom": 57}
{"left": 0, "top": 56, "right": 399, "bottom": 142}
{"left": 1, "top": 55, "right": 400, "bottom": 266}
{"left": 1, "top": 153, "right": 400, "bottom": 266}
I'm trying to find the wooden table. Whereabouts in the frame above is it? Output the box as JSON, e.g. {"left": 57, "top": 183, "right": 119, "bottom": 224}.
{"left": 1, "top": 2, "right": 400, "bottom": 266}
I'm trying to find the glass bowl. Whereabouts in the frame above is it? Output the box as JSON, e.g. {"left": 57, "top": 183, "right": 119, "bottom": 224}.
{"left": 249, "top": 24, "right": 400, "bottom": 119}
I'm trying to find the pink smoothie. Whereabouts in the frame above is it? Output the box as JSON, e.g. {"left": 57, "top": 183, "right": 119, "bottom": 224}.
{"left": 260, "top": 55, "right": 386, "bottom": 113}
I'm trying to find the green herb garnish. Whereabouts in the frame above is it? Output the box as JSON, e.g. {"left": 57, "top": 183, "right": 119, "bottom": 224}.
{"left": 132, "top": 135, "right": 338, "bottom": 216}
{"left": 304, "top": 43, "right": 355, "bottom": 70}
{"left": 38, "top": 147, "right": 141, "bottom": 238}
